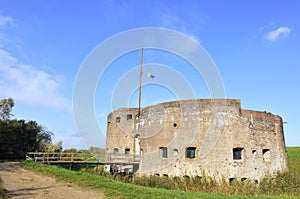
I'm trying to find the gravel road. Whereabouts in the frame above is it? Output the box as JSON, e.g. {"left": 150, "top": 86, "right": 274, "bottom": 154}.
{"left": 0, "top": 162, "right": 104, "bottom": 199}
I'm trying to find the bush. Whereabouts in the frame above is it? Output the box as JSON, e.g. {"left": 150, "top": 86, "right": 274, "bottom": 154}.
{"left": 259, "top": 172, "right": 300, "bottom": 196}
{"left": 101, "top": 171, "right": 300, "bottom": 197}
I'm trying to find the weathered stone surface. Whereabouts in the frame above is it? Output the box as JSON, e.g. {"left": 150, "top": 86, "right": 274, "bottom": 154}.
{"left": 105, "top": 99, "right": 288, "bottom": 181}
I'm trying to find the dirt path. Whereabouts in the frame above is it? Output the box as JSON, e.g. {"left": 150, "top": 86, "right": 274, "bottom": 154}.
{"left": 0, "top": 162, "right": 105, "bottom": 199}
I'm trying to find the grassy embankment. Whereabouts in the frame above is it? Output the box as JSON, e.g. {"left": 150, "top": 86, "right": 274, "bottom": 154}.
{"left": 287, "top": 147, "right": 300, "bottom": 173}
{"left": 1, "top": 147, "right": 299, "bottom": 199}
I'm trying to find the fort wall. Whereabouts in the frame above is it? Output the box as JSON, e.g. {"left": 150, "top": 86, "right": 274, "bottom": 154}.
{"left": 105, "top": 99, "right": 288, "bottom": 180}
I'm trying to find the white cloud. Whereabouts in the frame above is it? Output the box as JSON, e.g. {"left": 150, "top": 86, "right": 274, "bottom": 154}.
{"left": 0, "top": 13, "right": 13, "bottom": 46}
{"left": 162, "top": 14, "right": 198, "bottom": 40}
{"left": 98, "top": 111, "right": 106, "bottom": 118}
{"left": 0, "top": 49, "right": 72, "bottom": 112}
{"left": 265, "top": 26, "right": 291, "bottom": 42}
{"left": 162, "top": 14, "right": 181, "bottom": 29}
{"left": 0, "top": 13, "right": 14, "bottom": 29}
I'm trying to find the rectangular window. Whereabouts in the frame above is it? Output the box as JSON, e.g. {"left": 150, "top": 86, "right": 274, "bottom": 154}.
{"left": 116, "top": 117, "right": 121, "bottom": 123}
{"left": 263, "top": 149, "right": 271, "bottom": 162}
{"left": 125, "top": 148, "right": 130, "bottom": 154}
{"left": 113, "top": 148, "right": 119, "bottom": 154}
{"left": 229, "top": 178, "right": 235, "bottom": 184}
{"left": 241, "top": 178, "right": 247, "bottom": 181}
{"left": 186, "top": 147, "right": 196, "bottom": 159}
{"left": 159, "top": 147, "right": 168, "bottom": 158}
{"left": 252, "top": 150, "right": 257, "bottom": 158}
{"left": 173, "top": 149, "right": 178, "bottom": 156}
{"left": 233, "top": 147, "right": 244, "bottom": 160}
{"left": 127, "top": 114, "right": 132, "bottom": 120}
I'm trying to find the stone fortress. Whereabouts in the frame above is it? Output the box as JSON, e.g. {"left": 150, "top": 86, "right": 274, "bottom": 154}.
{"left": 105, "top": 99, "right": 288, "bottom": 181}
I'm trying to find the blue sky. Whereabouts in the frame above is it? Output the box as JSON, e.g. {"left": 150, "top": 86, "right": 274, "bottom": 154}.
{"left": 0, "top": 0, "right": 299, "bottom": 149}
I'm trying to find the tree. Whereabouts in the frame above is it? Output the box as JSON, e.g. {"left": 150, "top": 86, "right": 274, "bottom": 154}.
{"left": 42, "top": 141, "right": 63, "bottom": 153}
{"left": 63, "top": 148, "right": 77, "bottom": 153}
{"left": 0, "top": 119, "right": 54, "bottom": 159}
{"left": 0, "top": 98, "right": 54, "bottom": 159}
{"left": 89, "top": 146, "right": 105, "bottom": 155}
{"left": 0, "top": 98, "right": 14, "bottom": 120}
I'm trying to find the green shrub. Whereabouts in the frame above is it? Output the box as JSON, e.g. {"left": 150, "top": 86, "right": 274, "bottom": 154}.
{"left": 259, "top": 172, "right": 300, "bottom": 196}
{"left": 108, "top": 171, "right": 300, "bottom": 197}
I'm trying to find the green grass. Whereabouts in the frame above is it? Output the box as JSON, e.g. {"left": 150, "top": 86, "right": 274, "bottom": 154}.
{"left": 76, "top": 153, "right": 105, "bottom": 162}
{"left": 19, "top": 147, "right": 300, "bottom": 199}
{"left": 20, "top": 161, "right": 297, "bottom": 199}
{"left": 287, "top": 147, "right": 300, "bottom": 173}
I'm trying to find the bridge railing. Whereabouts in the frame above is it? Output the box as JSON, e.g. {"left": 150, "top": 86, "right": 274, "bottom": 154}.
{"left": 105, "top": 153, "right": 140, "bottom": 164}
{"left": 26, "top": 152, "right": 104, "bottom": 163}
{"left": 26, "top": 152, "right": 140, "bottom": 164}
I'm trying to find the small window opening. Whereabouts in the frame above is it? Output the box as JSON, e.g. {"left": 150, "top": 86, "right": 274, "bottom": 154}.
{"left": 116, "top": 117, "right": 121, "bottom": 123}
{"left": 125, "top": 148, "right": 130, "bottom": 155}
{"left": 183, "top": 175, "right": 190, "bottom": 179}
{"left": 155, "top": 173, "right": 160, "bottom": 176}
{"left": 159, "top": 147, "right": 168, "bottom": 158}
{"left": 249, "top": 122, "right": 254, "bottom": 129}
{"left": 241, "top": 178, "right": 247, "bottom": 181}
{"left": 173, "top": 123, "right": 177, "bottom": 127}
{"left": 263, "top": 149, "right": 271, "bottom": 162}
{"left": 252, "top": 150, "right": 257, "bottom": 158}
{"left": 233, "top": 147, "right": 244, "bottom": 160}
{"left": 249, "top": 114, "right": 254, "bottom": 129}
{"left": 163, "top": 174, "right": 168, "bottom": 177}
{"left": 186, "top": 147, "right": 196, "bottom": 159}
{"left": 229, "top": 178, "right": 235, "bottom": 184}
{"left": 127, "top": 114, "right": 132, "bottom": 120}
{"left": 173, "top": 149, "right": 178, "bottom": 156}
{"left": 113, "top": 148, "right": 119, "bottom": 154}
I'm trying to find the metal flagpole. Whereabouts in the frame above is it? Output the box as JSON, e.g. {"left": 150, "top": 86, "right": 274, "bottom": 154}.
{"left": 137, "top": 46, "right": 144, "bottom": 118}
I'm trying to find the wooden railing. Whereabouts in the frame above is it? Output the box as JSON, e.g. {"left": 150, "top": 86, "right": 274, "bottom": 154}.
{"left": 26, "top": 152, "right": 104, "bottom": 164}
{"left": 26, "top": 152, "right": 141, "bottom": 165}
{"left": 105, "top": 153, "right": 140, "bottom": 164}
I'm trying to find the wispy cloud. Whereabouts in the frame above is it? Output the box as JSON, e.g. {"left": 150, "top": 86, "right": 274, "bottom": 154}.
{"left": 0, "top": 49, "right": 71, "bottom": 112}
{"left": 265, "top": 26, "right": 291, "bottom": 42}
{"left": 0, "top": 13, "right": 14, "bottom": 28}
{"left": 161, "top": 14, "right": 201, "bottom": 44}
{"left": 162, "top": 14, "right": 182, "bottom": 29}
{"left": 98, "top": 111, "right": 106, "bottom": 118}
{"left": 0, "top": 13, "right": 15, "bottom": 47}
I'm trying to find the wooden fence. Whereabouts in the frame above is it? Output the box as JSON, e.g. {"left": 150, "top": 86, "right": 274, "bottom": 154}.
{"left": 26, "top": 152, "right": 141, "bottom": 165}
{"left": 26, "top": 152, "right": 104, "bottom": 164}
